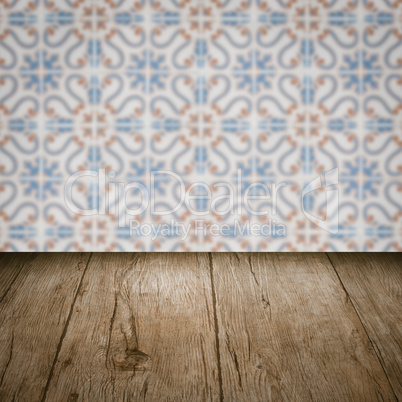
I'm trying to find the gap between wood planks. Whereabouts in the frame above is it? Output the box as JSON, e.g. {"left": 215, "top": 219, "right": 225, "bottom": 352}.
{"left": 325, "top": 252, "right": 395, "bottom": 395}
{"left": 208, "top": 253, "right": 224, "bottom": 402}
{"left": 0, "top": 252, "right": 395, "bottom": 401}
{"left": 41, "top": 253, "right": 93, "bottom": 402}
{"left": 326, "top": 252, "right": 400, "bottom": 401}
{"left": 39, "top": 253, "right": 224, "bottom": 400}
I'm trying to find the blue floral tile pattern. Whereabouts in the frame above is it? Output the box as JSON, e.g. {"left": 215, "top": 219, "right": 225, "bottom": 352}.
{"left": 0, "top": 0, "right": 401, "bottom": 251}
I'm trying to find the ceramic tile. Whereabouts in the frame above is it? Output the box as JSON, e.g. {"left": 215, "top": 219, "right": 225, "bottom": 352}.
{"left": 0, "top": 0, "right": 401, "bottom": 251}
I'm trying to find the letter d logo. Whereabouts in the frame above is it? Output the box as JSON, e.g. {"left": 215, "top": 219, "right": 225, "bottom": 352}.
{"left": 302, "top": 168, "right": 339, "bottom": 234}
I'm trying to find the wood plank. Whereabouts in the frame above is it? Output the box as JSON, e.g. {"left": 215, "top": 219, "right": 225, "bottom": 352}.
{"left": 0, "top": 253, "right": 36, "bottom": 302}
{"left": 210, "top": 252, "right": 396, "bottom": 401}
{"left": 328, "top": 252, "right": 402, "bottom": 399}
{"left": 0, "top": 252, "right": 90, "bottom": 401}
{"left": 43, "top": 253, "right": 221, "bottom": 401}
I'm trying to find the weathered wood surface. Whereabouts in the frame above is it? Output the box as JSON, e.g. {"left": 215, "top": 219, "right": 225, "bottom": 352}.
{"left": 0, "top": 252, "right": 400, "bottom": 401}
{"left": 0, "top": 253, "right": 36, "bottom": 302}
{"left": 0, "top": 253, "right": 90, "bottom": 401}
{"left": 43, "top": 253, "right": 220, "bottom": 401}
{"left": 328, "top": 252, "right": 402, "bottom": 399}
{"left": 210, "top": 253, "right": 396, "bottom": 401}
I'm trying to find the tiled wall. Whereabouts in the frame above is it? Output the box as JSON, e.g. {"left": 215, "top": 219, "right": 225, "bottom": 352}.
{"left": 0, "top": 0, "right": 401, "bottom": 251}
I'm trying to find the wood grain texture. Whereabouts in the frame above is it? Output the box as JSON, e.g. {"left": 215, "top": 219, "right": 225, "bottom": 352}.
{"left": 0, "top": 253, "right": 90, "bottom": 401}
{"left": 328, "top": 252, "right": 402, "bottom": 399}
{"left": 43, "top": 253, "right": 221, "bottom": 401}
{"left": 0, "top": 253, "right": 36, "bottom": 302}
{"left": 0, "top": 252, "right": 400, "bottom": 401}
{"left": 210, "top": 253, "right": 396, "bottom": 401}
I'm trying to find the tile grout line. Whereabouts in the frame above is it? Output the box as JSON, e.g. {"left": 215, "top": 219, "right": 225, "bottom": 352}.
{"left": 208, "top": 252, "right": 224, "bottom": 402}
{"left": 325, "top": 252, "right": 398, "bottom": 400}
{"left": 304, "top": 0, "right": 312, "bottom": 250}
{"left": 197, "top": 1, "right": 206, "bottom": 250}
{"left": 145, "top": 2, "right": 152, "bottom": 252}
{"left": 357, "top": 3, "right": 365, "bottom": 252}
{"left": 92, "top": 6, "right": 99, "bottom": 252}
{"left": 38, "top": 4, "right": 45, "bottom": 251}
{"left": 17, "top": 67, "right": 388, "bottom": 76}
{"left": 40, "top": 252, "right": 93, "bottom": 402}
{"left": 251, "top": 0, "right": 257, "bottom": 187}
{"left": 17, "top": 174, "right": 377, "bottom": 182}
